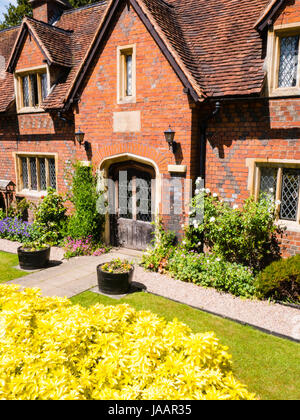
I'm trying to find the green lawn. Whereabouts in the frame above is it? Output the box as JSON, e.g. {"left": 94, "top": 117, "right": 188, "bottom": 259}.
{"left": 0, "top": 251, "right": 28, "bottom": 283}
{"left": 71, "top": 290, "right": 300, "bottom": 401}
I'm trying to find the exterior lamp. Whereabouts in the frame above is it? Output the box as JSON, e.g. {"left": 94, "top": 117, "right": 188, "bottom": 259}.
{"left": 164, "top": 125, "right": 177, "bottom": 153}
{"left": 75, "top": 127, "right": 85, "bottom": 145}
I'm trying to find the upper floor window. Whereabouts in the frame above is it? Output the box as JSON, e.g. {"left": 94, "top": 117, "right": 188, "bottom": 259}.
{"left": 15, "top": 67, "right": 49, "bottom": 112}
{"left": 268, "top": 25, "right": 300, "bottom": 95}
{"left": 117, "top": 45, "right": 136, "bottom": 103}
{"left": 278, "top": 35, "right": 299, "bottom": 88}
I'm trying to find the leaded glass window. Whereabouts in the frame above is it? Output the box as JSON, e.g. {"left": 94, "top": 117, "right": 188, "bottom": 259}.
{"left": 278, "top": 36, "right": 299, "bottom": 88}
{"left": 260, "top": 167, "right": 277, "bottom": 199}
{"left": 30, "top": 157, "right": 37, "bottom": 190}
{"left": 21, "top": 157, "right": 28, "bottom": 189}
{"left": 22, "top": 76, "right": 29, "bottom": 108}
{"left": 257, "top": 164, "right": 300, "bottom": 223}
{"left": 18, "top": 155, "right": 56, "bottom": 192}
{"left": 18, "top": 71, "right": 48, "bottom": 109}
{"left": 39, "top": 158, "right": 47, "bottom": 190}
{"left": 126, "top": 54, "right": 133, "bottom": 96}
{"left": 49, "top": 158, "right": 56, "bottom": 189}
{"left": 280, "top": 169, "right": 300, "bottom": 221}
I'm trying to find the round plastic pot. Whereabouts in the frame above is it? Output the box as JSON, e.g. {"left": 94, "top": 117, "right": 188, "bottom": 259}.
{"left": 17, "top": 246, "right": 51, "bottom": 270}
{"left": 96, "top": 263, "right": 134, "bottom": 295}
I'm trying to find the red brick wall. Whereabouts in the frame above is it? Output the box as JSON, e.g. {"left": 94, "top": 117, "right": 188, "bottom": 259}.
{"left": 15, "top": 33, "right": 45, "bottom": 70}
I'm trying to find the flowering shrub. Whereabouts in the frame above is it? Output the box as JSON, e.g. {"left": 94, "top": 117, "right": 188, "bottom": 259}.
{"left": 0, "top": 217, "right": 36, "bottom": 242}
{"left": 168, "top": 251, "right": 256, "bottom": 298}
{"left": 0, "top": 284, "right": 255, "bottom": 400}
{"left": 187, "top": 184, "right": 281, "bottom": 272}
{"left": 63, "top": 236, "right": 108, "bottom": 259}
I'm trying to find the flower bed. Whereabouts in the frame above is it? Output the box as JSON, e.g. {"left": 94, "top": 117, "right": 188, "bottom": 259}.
{"left": 0, "top": 284, "right": 255, "bottom": 400}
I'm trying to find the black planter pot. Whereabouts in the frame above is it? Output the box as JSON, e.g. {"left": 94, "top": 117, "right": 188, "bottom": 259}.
{"left": 97, "top": 263, "right": 134, "bottom": 295}
{"left": 17, "top": 246, "right": 51, "bottom": 270}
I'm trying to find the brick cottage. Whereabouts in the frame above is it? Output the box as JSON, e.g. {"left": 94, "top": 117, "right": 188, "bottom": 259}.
{"left": 0, "top": 0, "right": 300, "bottom": 254}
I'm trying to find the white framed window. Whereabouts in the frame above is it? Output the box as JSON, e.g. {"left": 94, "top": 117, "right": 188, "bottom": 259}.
{"left": 15, "top": 153, "right": 57, "bottom": 194}
{"left": 117, "top": 44, "right": 136, "bottom": 103}
{"left": 14, "top": 66, "right": 49, "bottom": 112}
{"left": 252, "top": 161, "right": 300, "bottom": 224}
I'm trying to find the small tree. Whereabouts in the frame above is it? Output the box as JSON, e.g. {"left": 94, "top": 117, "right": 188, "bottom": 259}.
{"left": 67, "top": 162, "right": 104, "bottom": 242}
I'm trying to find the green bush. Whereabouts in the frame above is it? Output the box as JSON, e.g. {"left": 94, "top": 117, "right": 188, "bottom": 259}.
{"left": 168, "top": 251, "right": 256, "bottom": 298}
{"left": 187, "top": 188, "right": 281, "bottom": 272}
{"left": 255, "top": 255, "right": 300, "bottom": 303}
{"left": 67, "top": 162, "right": 105, "bottom": 243}
{"left": 33, "top": 188, "right": 68, "bottom": 244}
{"left": 141, "top": 219, "right": 176, "bottom": 273}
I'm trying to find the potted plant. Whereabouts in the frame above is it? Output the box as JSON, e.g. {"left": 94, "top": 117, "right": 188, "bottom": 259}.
{"left": 17, "top": 240, "right": 51, "bottom": 270}
{"left": 97, "top": 258, "right": 134, "bottom": 295}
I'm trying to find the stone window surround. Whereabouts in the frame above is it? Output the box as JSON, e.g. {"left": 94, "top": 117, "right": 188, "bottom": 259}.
{"left": 13, "top": 151, "right": 58, "bottom": 197}
{"left": 117, "top": 44, "right": 136, "bottom": 104}
{"left": 14, "top": 64, "right": 50, "bottom": 114}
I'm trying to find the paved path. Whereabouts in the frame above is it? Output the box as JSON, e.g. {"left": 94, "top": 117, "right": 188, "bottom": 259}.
{"left": 2, "top": 240, "right": 299, "bottom": 342}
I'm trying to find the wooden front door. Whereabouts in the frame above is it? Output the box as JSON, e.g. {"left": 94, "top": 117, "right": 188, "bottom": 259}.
{"left": 109, "top": 161, "right": 155, "bottom": 250}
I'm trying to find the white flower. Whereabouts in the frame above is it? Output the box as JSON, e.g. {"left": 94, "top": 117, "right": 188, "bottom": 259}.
{"left": 193, "top": 222, "right": 199, "bottom": 229}
{"left": 182, "top": 241, "right": 186, "bottom": 245}
{"left": 195, "top": 189, "right": 199, "bottom": 194}
{"left": 197, "top": 241, "right": 201, "bottom": 246}
{"left": 275, "top": 200, "right": 281, "bottom": 205}
{"left": 269, "top": 187, "right": 274, "bottom": 193}
{"left": 205, "top": 188, "right": 210, "bottom": 194}
{"left": 233, "top": 204, "right": 238, "bottom": 209}
{"left": 216, "top": 257, "right": 221, "bottom": 262}
{"left": 213, "top": 192, "right": 218, "bottom": 197}
{"left": 210, "top": 216, "right": 215, "bottom": 222}
{"left": 181, "top": 224, "right": 185, "bottom": 228}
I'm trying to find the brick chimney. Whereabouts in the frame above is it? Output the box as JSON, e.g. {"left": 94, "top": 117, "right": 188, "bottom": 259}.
{"left": 29, "top": 0, "right": 72, "bottom": 23}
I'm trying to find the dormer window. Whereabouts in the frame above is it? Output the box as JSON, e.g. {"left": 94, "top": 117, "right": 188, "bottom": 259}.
{"left": 15, "top": 67, "right": 49, "bottom": 112}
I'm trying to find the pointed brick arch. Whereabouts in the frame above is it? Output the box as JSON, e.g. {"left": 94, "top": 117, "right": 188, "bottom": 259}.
{"left": 93, "top": 142, "right": 170, "bottom": 174}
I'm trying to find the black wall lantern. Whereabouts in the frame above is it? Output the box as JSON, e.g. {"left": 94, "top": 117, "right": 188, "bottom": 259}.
{"left": 75, "top": 127, "right": 85, "bottom": 145}
{"left": 164, "top": 125, "right": 177, "bottom": 153}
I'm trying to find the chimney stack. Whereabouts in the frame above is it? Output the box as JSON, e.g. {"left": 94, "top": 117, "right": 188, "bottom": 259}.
{"left": 29, "top": 0, "right": 72, "bottom": 24}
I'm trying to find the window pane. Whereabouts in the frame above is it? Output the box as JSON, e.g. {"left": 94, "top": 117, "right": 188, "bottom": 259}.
{"left": 39, "top": 158, "right": 46, "bottom": 190}
{"left": 278, "top": 36, "right": 299, "bottom": 87}
{"left": 260, "top": 167, "right": 277, "bottom": 199}
{"left": 21, "top": 157, "right": 28, "bottom": 189}
{"left": 30, "top": 157, "right": 37, "bottom": 190}
{"left": 125, "top": 54, "right": 132, "bottom": 96}
{"left": 136, "top": 175, "right": 152, "bottom": 222}
{"left": 22, "top": 76, "right": 29, "bottom": 107}
{"left": 48, "top": 158, "right": 56, "bottom": 189}
{"left": 30, "top": 74, "right": 39, "bottom": 106}
{"left": 41, "top": 73, "right": 48, "bottom": 100}
{"left": 280, "top": 169, "right": 300, "bottom": 221}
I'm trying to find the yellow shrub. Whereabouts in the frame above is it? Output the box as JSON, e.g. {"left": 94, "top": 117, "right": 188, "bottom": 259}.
{"left": 0, "top": 284, "right": 255, "bottom": 400}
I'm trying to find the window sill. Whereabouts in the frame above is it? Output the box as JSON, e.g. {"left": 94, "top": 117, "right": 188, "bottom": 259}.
{"left": 17, "top": 107, "right": 45, "bottom": 114}
{"left": 17, "top": 189, "right": 48, "bottom": 199}
{"left": 117, "top": 96, "right": 136, "bottom": 105}
{"left": 276, "top": 220, "right": 300, "bottom": 233}
{"left": 269, "top": 87, "right": 300, "bottom": 97}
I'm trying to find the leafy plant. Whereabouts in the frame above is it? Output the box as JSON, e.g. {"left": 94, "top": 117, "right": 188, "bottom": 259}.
{"left": 101, "top": 258, "right": 133, "bottom": 273}
{"left": 20, "top": 241, "right": 49, "bottom": 252}
{"left": 255, "top": 255, "right": 300, "bottom": 303}
{"left": 168, "top": 250, "right": 256, "bottom": 298}
{"left": 63, "top": 236, "right": 108, "bottom": 259}
{"left": 33, "top": 187, "right": 68, "bottom": 244}
{"left": 186, "top": 188, "right": 281, "bottom": 272}
{"left": 67, "top": 162, "right": 105, "bottom": 243}
{"left": 141, "top": 219, "right": 176, "bottom": 273}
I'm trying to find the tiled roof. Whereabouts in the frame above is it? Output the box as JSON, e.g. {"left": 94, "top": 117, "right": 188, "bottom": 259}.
{"left": 0, "top": 0, "right": 276, "bottom": 112}
{"left": 0, "top": 26, "right": 19, "bottom": 112}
